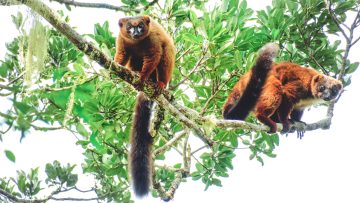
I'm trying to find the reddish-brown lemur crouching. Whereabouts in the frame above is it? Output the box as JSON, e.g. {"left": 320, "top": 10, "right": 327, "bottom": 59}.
{"left": 223, "top": 43, "right": 342, "bottom": 134}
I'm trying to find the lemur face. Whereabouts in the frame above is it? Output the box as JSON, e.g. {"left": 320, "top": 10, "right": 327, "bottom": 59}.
{"left": 312, "top": 75, "right": 343, "bottom": 101}
{"left": 119, "top": 16, "right": 151, "bottom": 41}
{"left": 126, "top": 22, "right": 145, "bottom": 39}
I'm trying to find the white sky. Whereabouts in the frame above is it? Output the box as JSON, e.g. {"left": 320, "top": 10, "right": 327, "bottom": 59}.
{"left": 1, "top": 1, "right": 360, "bottom": 203}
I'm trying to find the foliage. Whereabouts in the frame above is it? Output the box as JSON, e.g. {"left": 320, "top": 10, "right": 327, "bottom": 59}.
{"left": 0, "top": 0, "right": 359, "bottom": 202}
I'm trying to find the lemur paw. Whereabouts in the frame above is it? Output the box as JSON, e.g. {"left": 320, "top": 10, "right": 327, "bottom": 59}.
{"left": 134, "top": 81, "right": 145, "bottom": 91}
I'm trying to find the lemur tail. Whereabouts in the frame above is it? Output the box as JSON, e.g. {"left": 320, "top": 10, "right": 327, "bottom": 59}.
{"left": 129, "top": 92, "right": 153, "bottom": 197}
{"left": 223, "top": 43, "right": 279, "bottom": 120}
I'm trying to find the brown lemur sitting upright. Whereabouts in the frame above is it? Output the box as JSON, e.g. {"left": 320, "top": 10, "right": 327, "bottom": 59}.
{"left": 114, "top": 15, "right": 175, "bottom": 197}
{"left": 223, "top": 43, "right": 342, "bottom": 134}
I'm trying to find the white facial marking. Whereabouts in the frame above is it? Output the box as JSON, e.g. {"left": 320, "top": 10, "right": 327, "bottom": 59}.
{"left": 129, "top": 27, "right": 135, "bottom": 35}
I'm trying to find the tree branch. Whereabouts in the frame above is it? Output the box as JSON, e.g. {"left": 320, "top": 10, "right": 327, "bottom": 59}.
{"left": 153, "top": 131, "right": 188, "bottom": 156}
{"left": 163, "top": 139, "right": 190, "bottom": 200}
{"left": 30, "top": 124, "right": 63, "bottom": 131}
{"left": 324, "top": 1, "right": 360, "bottom": 80}
{"left": 154, "top": 136, "right": 191, "bottom": 201}
{"left": 324, "top": 0, "right": 351, "bottom": 42}
{"left": 154, "top": 95, "right": 214, "bottom": 146}
{"left": 351, "top": 35, "right": 360, "bottom": 46}
{"left": 49, "top": 0, "right": 139, "bottom": 13}
{"left": 0, "top": 186, "right": 117, "bottom": 203}
{"left": 44, "top": 75, "right": 97, "bottom": 92}
{"left": 150, "top": 104, "right": 165, "bottom": 138}
{"left": 176, "top": 46, "right": 193, "bottom": 62}
{"left": 143, "top": 0, "right": 159, "bottom": 11}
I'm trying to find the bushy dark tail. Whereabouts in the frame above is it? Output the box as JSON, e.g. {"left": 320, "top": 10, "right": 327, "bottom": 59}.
{"left": 223, "top": 43, "right": 279, "bottom": 120}
{"left": 129, "top": 92, "right": 153, "bottom": 197}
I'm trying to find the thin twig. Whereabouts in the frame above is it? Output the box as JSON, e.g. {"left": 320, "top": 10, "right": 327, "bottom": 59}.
{"left": 351, "top": 35, "right": 360, "bottom": 46}
{"left": 44, "top": 75, "right": 97, "bottom": 92}
{"left": 153, "top": 131, "right": 188, "bottom": 156}
{"left": 143, "top": 0, "right": 159, "bottom": 11}
{"left": 200, "top": 70, "right": 239, "bottom": 115}
{"left": 161, "top": 136, "right": 190, "bottom": 201}
{"left": 324, "top": 0, "right": 350, "bottom": 42}
{"left": 49, "top": 0, "right": 139, "bottom": 13}
{"left": 296, "top": 24, "right": 328, "bottom": 74}
{"left": 170, "top": 44, "right": 209, "bottom": 90}
{"left": 30, "top": 125, "right": 63, "bottom": 131}
{"left": 191, "top": 145, "right": 207, "bottom": 155}
{"left": 176, "top": 46, "right": 193, "bottom": 62}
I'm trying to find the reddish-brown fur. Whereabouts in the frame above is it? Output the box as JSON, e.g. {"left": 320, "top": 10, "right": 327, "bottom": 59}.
{"left": 224, "top": 56, "right": 342, "bottom": 133}
{"left": 115, "top": 15, "right": 175, "bottom": 89}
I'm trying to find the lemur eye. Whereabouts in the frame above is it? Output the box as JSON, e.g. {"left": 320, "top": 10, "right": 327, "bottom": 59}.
{"left": 138, "top": 23, "right": 144, "bottom": 29}
{"left": 318, "top": 85, "right": 325, "bottom": 92}
{"left": 126, "top": 24, "right": 132, "bottom": 30}
{"left": 331, "top": 86, "right": 339, "bottom": 96}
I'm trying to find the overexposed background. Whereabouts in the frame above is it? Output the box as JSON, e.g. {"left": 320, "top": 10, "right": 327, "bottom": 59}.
{"left": 1, "top": 1, "right": 360, "bottom": 203}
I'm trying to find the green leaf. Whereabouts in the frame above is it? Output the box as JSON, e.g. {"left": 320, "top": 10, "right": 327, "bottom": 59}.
{"left": 155, "top": 154, "right": 165, "bottom": 160}
{"left": 195, "top": 163, "right": 205, "bottom": 172}
{"left": 271, "top": 134, "right": 280, "bottom": 146}
{"left": 45, "top": 163, "right": 57, "bottom": 180}
{"left": 272, "top": 29, "right": 281, "bottom": 40}
{"left": 200, "top": 152, "right": 211, "bottom": 159}
{"left": 76, "top": 123, "right": 89, "bottom": 137}
{"left": 106, "top": 166, "right": 122, "bottom": 176}
{"left": 230, "top": 134, "right": 238, "bottom": 147}
{"left": 346, "top": 62, "right": 359, "bottom": 74}
{"left": 17, "top": 173, "right": 26, "bottom": 194}
{"left": 5, "top": 150, "right": 16, "bottom": 163}
{"left": 234, "top": 50, "right": 242, "bottom": 68}
{"left": 212, "top": 178, "right": 222, "bottom": 187}
{"left": 191, "top": 172, "right": 201, "bottom": 180}
{"left": 249, "top": 153, "right": 256, "bottom": 160}
{"left": 14, "top": 102, "right": 32, "bottom": 114}
{"left": 173, "top": 163, "right": 182, "bottom": 169}
{"left": 256, "top": 156, "right": 264, "bottom": 166}
{"left": 66, "top": 174, "right": 78, "bottom": 187}
{"left": 90, "top": 131, "right": 104, "bottom": 151}
{"left": 242, "top": 139, "right": 251, "bottom": 145}
{"left": 11, "top": 12, "right": 23, "bottom": 30}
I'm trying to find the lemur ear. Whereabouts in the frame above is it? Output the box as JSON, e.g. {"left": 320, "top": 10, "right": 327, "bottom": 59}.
{"left": 143, "top": 15, "right": 151, "bottom": 25}
{"left": 313, "top": 75, "right": 321, "bottom": 83}
{"left": 118, "top": 18, "right": 125, "bottom": 27}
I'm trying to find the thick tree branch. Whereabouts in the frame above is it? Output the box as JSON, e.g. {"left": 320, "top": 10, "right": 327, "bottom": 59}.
{"left": 0, "top": 186, "right": 118, "bottom": 203}
{"left": 150, "top": 104, "right": 165, "bottom": 138}
{"left": 154, "top": 95, "right": 214, "bottom": 146}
